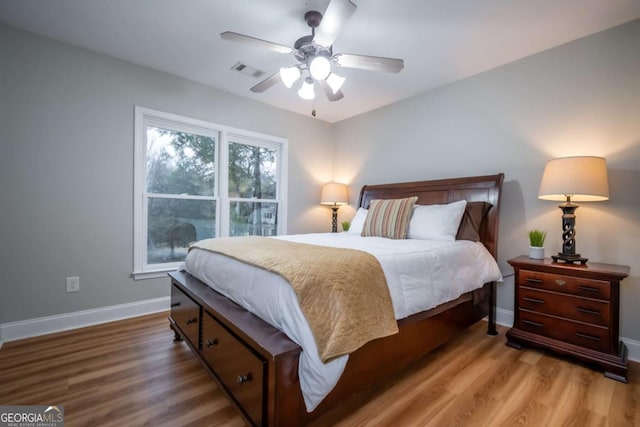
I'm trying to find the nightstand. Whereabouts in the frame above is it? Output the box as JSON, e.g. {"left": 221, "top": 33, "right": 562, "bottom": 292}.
{"left": 506, "top": 255, "right": 630, "bottom": 382}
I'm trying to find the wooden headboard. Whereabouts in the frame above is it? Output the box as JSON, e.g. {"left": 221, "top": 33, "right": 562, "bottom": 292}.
{"left": 358, "top": 173, "right": 504, "bottom": 259}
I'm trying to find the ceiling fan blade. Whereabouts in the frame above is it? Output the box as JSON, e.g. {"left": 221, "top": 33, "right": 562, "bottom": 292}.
{"left": 221, "top": 31, "right": 295, "bottom": 55}
{"left": 318, "top": 79, "right": 344, "bottom": 102}
{"left": 250, "top": 72, "right": 281, "bottom": 93}
{"left": 313, "top": 0, "right": 357, "bottom": 47}
{"left": 333, "top": 53, "right": 404, "bottom": 73}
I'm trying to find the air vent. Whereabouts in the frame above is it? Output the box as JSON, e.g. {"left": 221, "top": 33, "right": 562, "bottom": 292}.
{"left": 231, "top": 62, "right": 264, "bottom": 78}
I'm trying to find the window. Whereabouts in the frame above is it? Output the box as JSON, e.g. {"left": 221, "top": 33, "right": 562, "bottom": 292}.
{"left": 133, "top": 107, "right": 287, "bottom": 279}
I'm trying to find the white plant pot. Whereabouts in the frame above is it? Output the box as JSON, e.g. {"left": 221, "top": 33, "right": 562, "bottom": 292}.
{"left": 529, "top": 246, "right": 545, "bottom": 260}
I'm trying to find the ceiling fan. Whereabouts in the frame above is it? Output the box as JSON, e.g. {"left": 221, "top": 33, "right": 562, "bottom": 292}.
{"left": 220, "top": 0, "right": 404, "bottom": 102}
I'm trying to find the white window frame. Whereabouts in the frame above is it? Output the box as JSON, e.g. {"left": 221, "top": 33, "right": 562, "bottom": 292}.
{"left": 225, "top": 133, "right": 284, "bottom": 237}
{"left": 133, "top": 106, "right": 288, "bottom": 280}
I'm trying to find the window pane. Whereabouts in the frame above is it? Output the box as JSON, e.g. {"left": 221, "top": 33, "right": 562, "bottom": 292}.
{"left": 229, "top": 201, "right": 278, "bottom": 237}
{"left": 147, "top": 198, "right": 215, "bottom": 264}
{"left": 228, "top": 142, "right": 277, "bottom": 199}
{"left": 146, "top": 126, "right": 216, "bottom": 196}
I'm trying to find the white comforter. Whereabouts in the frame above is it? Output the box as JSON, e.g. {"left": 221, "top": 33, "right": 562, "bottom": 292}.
{"left": 182, "top": 233, "right": 502, "bottom": 411}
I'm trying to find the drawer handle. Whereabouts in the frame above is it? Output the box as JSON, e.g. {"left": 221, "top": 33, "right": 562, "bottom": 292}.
{"left": 555, "top": 279, "right": 566, "bottom": 286}
{"left": 578, "top": 285, "right": 600, "bottom": 293}
{"left": 523, "top": 319, "right": 544, "bottom": 328}
{"left": 236, "top": 373, "right": 252, "bottom": 385}
{"left": 525, "top": 278, "right": 542, "bottom": 284}
{"left": 185, "top": 318, "right": 198, "bottom": 325}
{"left": 575, "top": 332, "right": 600, "bottom": 341}
{"left": 205, "top": 338, "right": 219, "bottom": 347}
{"left": 170, "top": 302, "right": 181, "bottom": 308}
{"left": 523, "top": 297, "right": 544, "bottom": 304}
{"left": 576, "top": 307, "right": 601, "bottom": 316}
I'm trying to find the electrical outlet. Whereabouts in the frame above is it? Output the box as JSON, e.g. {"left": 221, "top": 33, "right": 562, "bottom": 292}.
{"left": 66, "top": 276, "right": 80, "bottom": 293}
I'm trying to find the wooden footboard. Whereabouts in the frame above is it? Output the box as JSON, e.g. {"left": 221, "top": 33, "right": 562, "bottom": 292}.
{"left": 169, "top": 270, "right": 496, "bottom": 426}
{"left": 170, "top": 270, "right": 303, "bottom": 426}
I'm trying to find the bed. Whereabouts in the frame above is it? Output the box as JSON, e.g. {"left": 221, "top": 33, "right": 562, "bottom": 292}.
{"left": 168, "top": 173, "right": 504, "bottom": 426}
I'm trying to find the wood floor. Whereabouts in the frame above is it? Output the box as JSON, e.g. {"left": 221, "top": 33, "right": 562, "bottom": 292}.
{"left": 1, "top": 312, "right": 638, "bottom": 426}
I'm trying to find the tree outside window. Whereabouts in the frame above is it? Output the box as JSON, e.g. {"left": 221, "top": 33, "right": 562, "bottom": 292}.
{"left": 133, "top": 107, "right": 286, "bottom": 279}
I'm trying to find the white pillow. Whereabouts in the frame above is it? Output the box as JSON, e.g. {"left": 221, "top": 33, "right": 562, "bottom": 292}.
{"left": 407, "top": 200, "right": 467, "bottom": 241}
{"left": 348, "top": 208, "right": 368, "bottom": 234}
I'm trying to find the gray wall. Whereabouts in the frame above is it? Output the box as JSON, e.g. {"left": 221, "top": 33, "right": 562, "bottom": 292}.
{"left": 0, "top": 24, "right": 334, "bottom": 323}
{"left": 333, "top": 20, "right": 640, "bottom": 341}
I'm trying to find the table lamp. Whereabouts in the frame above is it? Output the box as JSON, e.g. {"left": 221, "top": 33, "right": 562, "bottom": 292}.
{"left": 538, "top": 156, "right": 609, "bottom": 264}
{"left": 320, "top": 183, "right": 348, "bottom": 232}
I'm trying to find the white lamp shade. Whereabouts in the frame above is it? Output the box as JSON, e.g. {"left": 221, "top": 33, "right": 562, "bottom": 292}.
{"left": 538, "top": 156, "right": 609, "bottom": 202}
{"left": 326, "top": 72, "right": 345, "bottom": 94}
{"left": 309, "top": 55, "right": 331, "bottom": 80}
{"left": 279, "top": 66, "right": 301, "bottom": 88}
{"left": 297, "top": 78, "right": 315, "bottom": 100}
{"left": 321, "top": 182, "right": 348, "bottom": 205}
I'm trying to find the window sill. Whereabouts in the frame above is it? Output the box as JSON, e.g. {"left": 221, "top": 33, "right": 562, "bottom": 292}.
{"left": 132, "top": 268, "right": 176, "bottom": 281}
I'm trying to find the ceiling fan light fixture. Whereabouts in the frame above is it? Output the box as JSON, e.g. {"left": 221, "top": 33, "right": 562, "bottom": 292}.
{"left": 326, "top": 72, "right": 345, "bottom": 94}
{"left": 221, "top": 0, "right": 404, "bottom": 103}
{"left": 279, "top": 66, "right": 301, "bottom": 88}
{"left": 309, "top": 55, "right": 331, "bottom": 80}
{"left": 298, "top": 77, "right": 315, "bottom": 100}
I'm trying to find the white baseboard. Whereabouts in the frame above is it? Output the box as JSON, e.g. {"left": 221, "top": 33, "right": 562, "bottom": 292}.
{"left": 0, "top": 297, "right": 170, "bottom": 344}
{"left": 622, "top": 337, "right": 640, "bottom": 363}
{"left": 492, "top": 308, "right": 639, "bottom": 362}
{"left": 496, "top": 308, "right": 514, "bottom": 328}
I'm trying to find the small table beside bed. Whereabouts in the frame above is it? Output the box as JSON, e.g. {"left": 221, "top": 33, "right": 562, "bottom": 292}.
{"left": 168, "top": 173, "right": 505, "bottom": 426}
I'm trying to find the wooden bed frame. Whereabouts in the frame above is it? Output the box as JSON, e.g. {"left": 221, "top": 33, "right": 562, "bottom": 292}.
{"left": 168, "top": 173, "right": 504, "bottom": 426}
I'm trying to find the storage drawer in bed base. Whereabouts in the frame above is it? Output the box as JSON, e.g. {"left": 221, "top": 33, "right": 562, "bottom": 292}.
{"left": 201, "top": 310, "right": 266, "bottom": 426}
{"left": 169, "top": 271, "right": 302, "bottom": 427}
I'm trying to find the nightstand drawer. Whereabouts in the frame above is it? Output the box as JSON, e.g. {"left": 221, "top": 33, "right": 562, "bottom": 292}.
{"left": 518, "top": 309, "right": 610, "bottom": 353}
{"left": 519, "top": 287, "right": 610, "bottom": 326}
{"left": 518, "top": 270, "right": 610, "bottom": 300}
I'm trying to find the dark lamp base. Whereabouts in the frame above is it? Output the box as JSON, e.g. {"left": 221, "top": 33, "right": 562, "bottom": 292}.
{"left": 331, "top": 206, "right": 339, "bottom": 233}
{"left": 552, "top": 253, "right": 588, "bottom": 265}
{"left": 553, "top": 200, "right": 588, "bottom": 265}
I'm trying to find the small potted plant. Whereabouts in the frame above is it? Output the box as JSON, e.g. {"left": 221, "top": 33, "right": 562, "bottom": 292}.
{"left": 341, "top": 221, "right": 351, "bottom": 232}
{"left": 528, "top": 229, "right": 546, "bottom": 259}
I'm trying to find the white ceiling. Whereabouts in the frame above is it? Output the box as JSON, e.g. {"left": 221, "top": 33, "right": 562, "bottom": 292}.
{"left": 1, "top": 0, "right": 639, "bottom": 123}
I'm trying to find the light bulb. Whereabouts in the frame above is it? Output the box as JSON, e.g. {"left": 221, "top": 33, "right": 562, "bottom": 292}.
{"left": 326, "top": 73, "right": 345, "bottom": 94}
{"left": 309, "top": 55, "right": 331, "bottom": 80}
{"left": 279, "top": 66, "right": 301, "bottom": 88}
{"left": 298, "top": 78, "right": 315, "bottom": 100}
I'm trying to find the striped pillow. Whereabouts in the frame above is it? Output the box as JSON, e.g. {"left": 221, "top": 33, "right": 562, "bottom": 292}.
{"left": 361, "top": 197, "right": 418, "bottom": 239}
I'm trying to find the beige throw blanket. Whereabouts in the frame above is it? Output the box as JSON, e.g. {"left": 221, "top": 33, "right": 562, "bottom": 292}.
{"left": 190, "top": 236, "right": 399, "bottom": 362}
